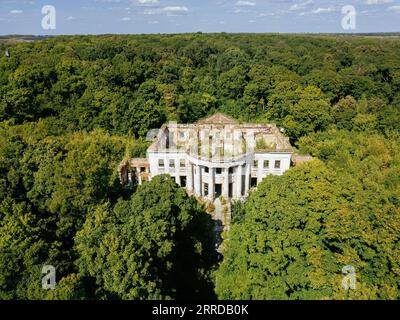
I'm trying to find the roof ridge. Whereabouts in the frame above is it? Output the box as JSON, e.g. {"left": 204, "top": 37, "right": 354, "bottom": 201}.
{"left": 196, "top": 112, "right": 239, "bottom": 125}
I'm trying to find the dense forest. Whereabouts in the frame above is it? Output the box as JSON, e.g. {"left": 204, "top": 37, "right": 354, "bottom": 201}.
{"left": 0, "top": 33, "right": 399, "bottom": 299}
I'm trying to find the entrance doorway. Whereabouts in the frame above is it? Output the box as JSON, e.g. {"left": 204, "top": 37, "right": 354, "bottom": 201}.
{"left": 181, "top": 176, "right": 187, "bottom": 187}
{"left": 215, "top": 183, "right": 222, "bottom": 198}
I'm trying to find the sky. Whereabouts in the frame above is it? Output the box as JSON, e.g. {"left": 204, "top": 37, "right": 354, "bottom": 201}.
{"left": 0, "top": 0, "right": 399, "bottom": 35}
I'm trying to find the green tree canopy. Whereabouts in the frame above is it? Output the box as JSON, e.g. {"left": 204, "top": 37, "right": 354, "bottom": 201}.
{"left": 75, "top": 175, "right": 217, "bottom": 299}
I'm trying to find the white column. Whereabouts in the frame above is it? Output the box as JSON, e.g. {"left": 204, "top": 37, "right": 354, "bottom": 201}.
{"left": 257, "top": 158, "right": 263, "bottom": 185}
{"left": 223, "top": 167, "right": 229, "bottom": 198}
{"left": 236, "top": 165, "right": 242, "bottom": 199}
{"left": 194, "top": 165, "right": 201, "bottom": 197}
{"left": 136, "top": 168, "right": 142, "bottom": 185}
{"left": 175, "top": 175, "right": 180, "bottom": 186}
{"left": 245, "top": 162, "right": 250, "bottom": 195}
{"left": 199, "top": 166, "right": 203, "bottom": 197}
{"left": 128, "top": 171, "right": 133, "bottom": 185}
{"left": 209, "top": 167, "right": 215, "bottom": 201}
{"left": 187, "top": 162, "right": 193, "bottom": 192}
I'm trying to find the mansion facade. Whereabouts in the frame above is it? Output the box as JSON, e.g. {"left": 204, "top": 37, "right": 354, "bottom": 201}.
{"left": 119, "top": 113, "right": 295, "bottom": 202}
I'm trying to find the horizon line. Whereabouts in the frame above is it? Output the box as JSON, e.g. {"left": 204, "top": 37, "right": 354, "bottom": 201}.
{"left": 1, "top": 31, "right": 400, "bottom": 37}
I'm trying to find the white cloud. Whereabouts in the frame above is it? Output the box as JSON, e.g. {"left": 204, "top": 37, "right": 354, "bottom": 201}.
{"left": 10, "top": 10, "right": 23, "bottom": 14}
{"left": 234, "top": 1, "right": 256, "bottom": 13}
{"left": 163, "top": 6, "right": 188, "bottom": 13}
{"left": 235, "top": 1, "right": 256, "bottom": 6}
{"left": 312, "top": 7, "right": 335, "bottom": 14}
{"left": 144, "top": 6, "right": 189, "bottom": 16}
{"left": 258, "top": 12, "right": 275, "bottom": 17}
{"left": 66, "top": 16, "right": 75, "bottom": 21}
{"left": 122, "top": 16, "right": 131, "bottom": 21}
{"left": 137, "top": 0, "right": 160, "bottom": 5}
{"left": 95, "top": 0, "right": 124, "bottom": 2}
{"left": 299, "top": 6, "right": 336, "bottom": 16}
{"left": 289, "top": 0, "right": 313, "bottom": 11}
{"left": 366, "top": 0, "right": 394, "bottom": 4}
{"left": 387, "top": 5, "right": 400, "bottom": 12}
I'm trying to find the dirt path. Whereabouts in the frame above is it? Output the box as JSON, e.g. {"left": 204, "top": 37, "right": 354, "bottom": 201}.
{"left": 211, "top": 198, "right": 231, "bottom": 253}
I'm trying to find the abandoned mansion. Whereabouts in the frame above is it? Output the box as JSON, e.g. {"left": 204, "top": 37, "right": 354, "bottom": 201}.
{"left": 119, "top": 113, "right": 302, "bottom": 202}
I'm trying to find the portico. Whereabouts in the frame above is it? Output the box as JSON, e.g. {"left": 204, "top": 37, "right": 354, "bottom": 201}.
{"left": 185, "top": 164, "right": 247, "bottom": 200}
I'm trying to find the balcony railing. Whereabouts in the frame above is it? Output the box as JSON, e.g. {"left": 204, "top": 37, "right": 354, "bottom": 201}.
{"left": 187, "top": 152, "right": 250, "bottom": 164}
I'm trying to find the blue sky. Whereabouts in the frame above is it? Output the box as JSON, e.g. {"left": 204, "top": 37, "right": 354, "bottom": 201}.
{"left": 0, "top": 0, "right": 399, "bottom": 35}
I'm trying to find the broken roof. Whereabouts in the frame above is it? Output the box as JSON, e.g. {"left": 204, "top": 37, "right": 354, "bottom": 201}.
{"left": 196, "top": 113, "right": 239, "bottom": 125}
